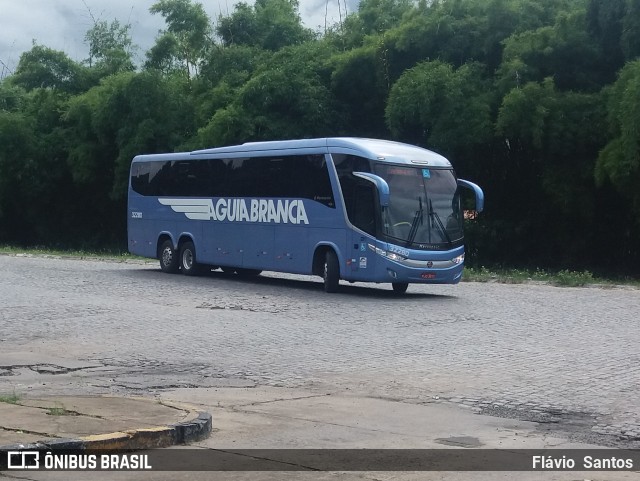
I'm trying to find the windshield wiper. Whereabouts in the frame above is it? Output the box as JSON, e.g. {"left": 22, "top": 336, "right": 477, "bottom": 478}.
{"left": 428, "top": 199, "right": 452, "bottom": 246}
{"left": 406, "top": 197, "right": 424, "bottom": 247}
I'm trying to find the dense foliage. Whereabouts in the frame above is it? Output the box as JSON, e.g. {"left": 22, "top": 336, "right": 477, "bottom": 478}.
{"left": 1, "top": 0, "right": 639, "bottom": 276}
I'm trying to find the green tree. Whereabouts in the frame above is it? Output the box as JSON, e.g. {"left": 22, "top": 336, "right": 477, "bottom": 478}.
{"left": 200, "top": 45, "right": 267, "bottom": 87}
{"left": 330, "top": 44, "right": 389, "bottom": 137}
{"left": 0, "top": 82, "right": 26, "bottom": 112}
{"left": 492, "top": 77, "right": 609, "bottom": 267}
{"left": 386, "top": 60, "right": 492, "bottom": 157}
{"left": 84, "top": 19, "right": 135, "bottom": 74}
{"left": 65, "top": 71, "right": 195, "bottom": 200}
{"left": 386, "top": 0, "right": 487, "bottom": 70}
{"left": 595, "top": 60, "right": 640, "bottom": 211}
{"left": 622, "top": 0, "right": 640, "bottom": 60}
{"left": 10, "top": 45, "right": 87, "bottom": 93}
{"left": 194, "top": 62, "right": 337, "bottom": 146}
{"left": 0, "top": 88, "right": 78, "bottom": 246}
{"left": 149, "top": 0, "right": 212, "bottom": 77}
{"left": 496, "top": 78, "right": 555, "bottom": 150}
{"left": 145, "top": 34, "right": 182, "bottom": 74}
{"left": 498, "top": 10, "right": 605, "bottom": 93}
{"left": 587, "top": 0, "right": 625, "bottom": 78}
{"left": 0, "top": 112, "right": 36, "bottom": 237}
{"left": 216, "top": 0, "right": 314, "bottom": 50}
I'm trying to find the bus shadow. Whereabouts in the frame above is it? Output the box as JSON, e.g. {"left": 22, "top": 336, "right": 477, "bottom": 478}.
{"left": 126, "top": 267, "right": 457, "bottom": 300}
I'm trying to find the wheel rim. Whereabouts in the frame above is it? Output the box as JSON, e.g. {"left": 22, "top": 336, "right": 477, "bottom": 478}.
{"left": 323, "top": 261, "right": 328, "bottom": 282}
{"left": 162, "top": 247, "right": 173, "bottom": 267}
{"left": 183, "top": 249, "right": 193, "bottom": 270}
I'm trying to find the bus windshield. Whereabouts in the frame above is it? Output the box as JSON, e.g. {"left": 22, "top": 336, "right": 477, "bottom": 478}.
{"left": 375, "top": 165, "right": 463, "bottom": 249}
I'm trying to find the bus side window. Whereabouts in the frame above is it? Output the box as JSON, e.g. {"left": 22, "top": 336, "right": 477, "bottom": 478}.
{"left": 340, "top": 175, "right": 376, "bottom": 235}
{"left": 292, "top": 155, "right": 334, "bottom": 207}
{"left": 207, "top": 158, "right": 230, "bottom": 197}
{"left": 131, "top": 162, "right": 151, "bottom": 195}
{"left": 351, "top": 181, "right": 376, "bottom": 235}
{"left": 149, "top": 161, "right": 173, "bottom": 196}
{"left": 334, "top": 154, "right": 375, "bottom": 234}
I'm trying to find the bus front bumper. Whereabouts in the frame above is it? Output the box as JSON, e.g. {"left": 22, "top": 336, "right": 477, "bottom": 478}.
{"left": 370, "top": 245, "right": 466, "bottom": 285}
{"left": 383, "top": 260, "right": 464, "bottom": 284}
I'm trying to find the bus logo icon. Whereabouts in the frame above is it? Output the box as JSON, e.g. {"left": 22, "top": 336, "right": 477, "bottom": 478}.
{"left": 7, "top": 451, "right": 39, "bottom": 469}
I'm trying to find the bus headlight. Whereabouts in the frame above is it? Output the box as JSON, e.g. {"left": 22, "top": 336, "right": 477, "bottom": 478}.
{"left": 386, "top": 252, "right": 406, "bottom": 262}
{"left": 451, "top": 253, "right": 465, "bottom": 265}
{"left": 368, "top": 244, "right": 407, "bottom": 262}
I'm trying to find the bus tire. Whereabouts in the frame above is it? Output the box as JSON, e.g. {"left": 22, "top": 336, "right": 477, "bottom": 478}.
{"left": 179, "top": 241, "right": 200, "bottom": 276}
{"left": 159, "top": 240, "right": 179, "bottom": 274}
{"left": 323, "top": 250, "right": 340, "bottom": 293}
{"left": 392, "top": 282, "right": 409, "bottom": 294}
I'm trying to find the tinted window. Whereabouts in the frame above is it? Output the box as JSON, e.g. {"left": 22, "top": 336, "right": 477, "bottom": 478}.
{"left": 130, "top": 155, "right": 335, "bottom": 207}
{"left": 332, "top": 154, "right": 377, "bottom": 235}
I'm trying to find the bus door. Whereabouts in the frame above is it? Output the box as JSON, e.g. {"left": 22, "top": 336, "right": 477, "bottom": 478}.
{"left": 347, "top": 180, "right": 378, "bottom": 279}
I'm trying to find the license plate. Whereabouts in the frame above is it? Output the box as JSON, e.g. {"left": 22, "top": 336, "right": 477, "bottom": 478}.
{"left": 421, "top": 272, "right": 436, "bottom": 279}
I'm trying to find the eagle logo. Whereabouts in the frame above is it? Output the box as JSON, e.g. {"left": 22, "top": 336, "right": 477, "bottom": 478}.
{"left": 158, "top": 198, "right": 214, "bottom": 220}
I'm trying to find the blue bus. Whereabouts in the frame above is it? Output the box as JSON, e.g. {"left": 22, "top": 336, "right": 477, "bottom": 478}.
{"left": 127, "top": 137, "right": 484, "bottom": 293}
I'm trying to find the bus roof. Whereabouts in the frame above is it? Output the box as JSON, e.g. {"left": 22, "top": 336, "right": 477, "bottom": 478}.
{"left": 133, "top": 138, "right": 452, "bottom": 167}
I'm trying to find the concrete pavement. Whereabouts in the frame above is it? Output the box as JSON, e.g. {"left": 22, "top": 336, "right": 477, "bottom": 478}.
{"left": 2, "top": 387, "right": 639, "bottom": 480}
{"left": 0, "top": 395, "right": 211, "bottom": 450}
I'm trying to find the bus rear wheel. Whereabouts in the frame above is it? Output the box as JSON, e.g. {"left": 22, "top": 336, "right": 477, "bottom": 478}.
{"left": 159, "top": 240, "right": 179, "bottom": 274}
{"left": 323, "top": 250, "right": 340, "bottom": 293}
{"left": 392, "top": 282, "right": 409, "bottom": 294}
{"left": 180, "top": 241, "right": 200, "bottom": 276}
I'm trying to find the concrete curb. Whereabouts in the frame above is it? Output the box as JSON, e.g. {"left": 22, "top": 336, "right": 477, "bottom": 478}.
{"left": 0, "top": 411, "right": 212, "bottom": 452}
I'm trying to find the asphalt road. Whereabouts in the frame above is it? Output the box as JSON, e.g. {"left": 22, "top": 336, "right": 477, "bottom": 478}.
{"left": 1, "top": 254, "right": 639, "bottom": 448}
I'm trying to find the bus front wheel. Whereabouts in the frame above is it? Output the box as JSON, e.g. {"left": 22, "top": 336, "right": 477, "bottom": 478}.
{"left": 180, "top": 241, "right": 200, "bottom": 276}
{"left": 392, "top": 282, "right": 409, "bottom": 294}
{"left": 159, "top": 240, "right": 179, "bottom": 274}
{"left": 323, "top": 250, "right": 340, "bottom": 293}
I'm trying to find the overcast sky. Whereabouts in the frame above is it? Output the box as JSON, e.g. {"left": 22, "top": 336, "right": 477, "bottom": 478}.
{"left": 0, "top": 0, "right": 355, "bottom": 76}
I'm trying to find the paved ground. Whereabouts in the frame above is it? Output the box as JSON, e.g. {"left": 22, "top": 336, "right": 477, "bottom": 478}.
{"left": 2, "top": 387, "right": 640, "bottom": 480}
{"left": 1, "top": 254, "right": 639, "bottom": 450}
{"left": 0, "top": 395, "right": 209, "bottom": 448}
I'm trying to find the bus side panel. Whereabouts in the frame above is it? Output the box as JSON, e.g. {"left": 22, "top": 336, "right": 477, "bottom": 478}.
{"left": 341, "top": 231, "right": 378, "bottom": 283}
{"left": 202, "top": 222, "right": 276, "bottom": 271}
{"left": 128, "top": 219, "right": 156, "bottom": 258}
{"left": 129, "top": 193, "right": 204, "bottom": 261}
{"left": 128, "top": 194, "right": 158, "bottom": 259}
{"left": 240, "top": 225, "right": 274, "bottom": 271}
{"left": 273, "top": 225, "right": 308, "bottom": 274}
{"left": 202, "top": 221, "right": 243, "bottom": 268}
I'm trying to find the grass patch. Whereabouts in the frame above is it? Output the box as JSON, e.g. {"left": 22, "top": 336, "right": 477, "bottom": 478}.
{"left": 47, "top": 406, "right": 74, "bottom": 416}
{"left": 463, "top": 267, "right": 551, "bottom": 284}
{"left": 462, "top": 267, "right": 616, "bottom": 287}
{"left": 0, "top": 392, "right": 21, "bottom": 404}
{"left": 0, "top": 245, "right": 144, "bottom": 261}
{"left": 553, "top": 269, "right": 595, "bottom": 287}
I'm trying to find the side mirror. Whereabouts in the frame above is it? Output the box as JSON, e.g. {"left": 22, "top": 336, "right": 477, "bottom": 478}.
{"left": 457, "top": 179, "right": 484, "bottom": 213}
{"left": 353, "top": 172, "right": 390, "bottom": 207}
